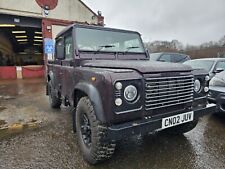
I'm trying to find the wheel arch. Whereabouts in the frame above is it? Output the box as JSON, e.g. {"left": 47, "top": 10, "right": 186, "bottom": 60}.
{"left": 73, "top": 82, "right": 106, "bottom": 123}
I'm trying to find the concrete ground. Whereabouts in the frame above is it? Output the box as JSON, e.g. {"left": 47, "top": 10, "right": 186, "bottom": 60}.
{"left": 0, "top": 79, "right": 225, "bottom": 169}
{"left": 0, "top": 79, "right": 54, "bottom": 131}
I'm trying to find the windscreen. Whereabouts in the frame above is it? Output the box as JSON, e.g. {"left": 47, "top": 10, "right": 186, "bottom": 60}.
{"left": 76, "top": 28, "right": 145, "bottom": 53}
{"left": 184, "top": 60, "right": 214, "bottom": 72}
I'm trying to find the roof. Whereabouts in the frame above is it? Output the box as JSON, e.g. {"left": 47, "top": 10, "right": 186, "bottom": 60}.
{"left": 78, "top": 0, "right": 98, "bottom": 16}
{"left": 56, "top": 23, "right": 141, "bottom": 38}
{"left": 191, "top": 58, "right": 225, "bottom": 61}
{"left": 151, "top": 52, "right": 189, "bottom": 56}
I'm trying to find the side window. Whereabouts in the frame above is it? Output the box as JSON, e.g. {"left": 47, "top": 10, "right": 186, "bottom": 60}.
{"left": 159, "top": 54, "right": 171, "bottom": 62}
{"left": 55, "top": 38, "right": 64, "bottom": 60}
{"left": 216, "top": 61, "right": 225, "bottom": 70}
{"left": 65, "top": 35, "right": 73, "bottom": 59}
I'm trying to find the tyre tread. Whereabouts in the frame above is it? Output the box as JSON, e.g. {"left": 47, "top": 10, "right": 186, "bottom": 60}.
{"left": 76, "top": 97, "right": 116, "bottom": 164}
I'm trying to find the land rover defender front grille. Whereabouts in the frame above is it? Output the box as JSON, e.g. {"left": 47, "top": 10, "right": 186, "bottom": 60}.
{"left": 145, "top": 75, "right": 194, "bottom": 110}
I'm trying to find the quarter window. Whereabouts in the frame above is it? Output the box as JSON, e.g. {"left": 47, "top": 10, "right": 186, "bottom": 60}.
{"left": 65, "top": 35, "right": 73, "bottom": 59}
{"left": 55, "top": 38, "right": 64, "bottom": 60}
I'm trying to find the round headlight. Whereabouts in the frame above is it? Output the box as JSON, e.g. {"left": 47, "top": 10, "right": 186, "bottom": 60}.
{"left": 205, "top": 75, "right": 210, "bottom": 81}
{"left": 194, "top": 79, "right": 201, "bottom": 93}
{"left": 124, "top": 85, "right": 138, "bottom": 102}
{"left": 115, "top": 82, "right": 123, "bottom": 90}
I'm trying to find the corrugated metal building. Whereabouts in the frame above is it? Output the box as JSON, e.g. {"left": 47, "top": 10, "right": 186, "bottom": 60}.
{"left": 0, "top": 0, "right": 104, "bottom": 79}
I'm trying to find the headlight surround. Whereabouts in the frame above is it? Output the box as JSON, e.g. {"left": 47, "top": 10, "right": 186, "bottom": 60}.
{"left": 124, "top": 85, "right": 138, "bottom": 102}
{"left": 194, "top": 79, "right": 201, "bottom": 93}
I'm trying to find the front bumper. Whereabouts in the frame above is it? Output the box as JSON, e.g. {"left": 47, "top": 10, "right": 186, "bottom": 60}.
{"left": 107, "top": 104, "right": 216, "bottom": 141}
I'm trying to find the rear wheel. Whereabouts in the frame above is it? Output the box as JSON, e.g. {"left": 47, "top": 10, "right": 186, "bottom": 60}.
{"left": 75, "top": 97, "right": 116, "bottom": 164}
{"left": 48, "top": 82, "right": 61, "bottom": 109}
{"left": 164, "top": 120, "right": 198, "bottom": 135}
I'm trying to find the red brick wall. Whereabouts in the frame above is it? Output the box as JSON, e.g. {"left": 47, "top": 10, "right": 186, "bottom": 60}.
{"left": 22, "top": 66, "right": 45, "bottom": 79}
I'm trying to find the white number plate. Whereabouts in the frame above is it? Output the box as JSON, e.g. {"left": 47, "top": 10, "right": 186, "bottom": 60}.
{"left": 162, "top": 111, "right": 194, "bottom": 129}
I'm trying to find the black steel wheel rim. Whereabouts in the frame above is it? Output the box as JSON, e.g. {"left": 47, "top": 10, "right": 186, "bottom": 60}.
{"left": 80, "top": 113, "right": 92, "bottom": 147}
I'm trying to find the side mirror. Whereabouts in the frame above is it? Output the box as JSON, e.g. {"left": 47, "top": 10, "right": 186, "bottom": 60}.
{"left": 214, "top": 68, "right": 224, "bottom": 74}
{"left": 145, "top": 49, "right": 150, "bottom": 59}
{"left": 56, "top": 45, "right": 65, "bottom": 60}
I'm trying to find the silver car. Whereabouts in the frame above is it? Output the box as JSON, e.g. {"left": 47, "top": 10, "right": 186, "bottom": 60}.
{"left": 184, "top": 58, "right": 225, "bottom": 79}
{"left": 208, "top": 71, "right": 225, "bottom": 113}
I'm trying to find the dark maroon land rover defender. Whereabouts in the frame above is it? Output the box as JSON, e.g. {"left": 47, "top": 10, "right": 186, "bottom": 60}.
{"left": 47, "top": 24, "right": 216, "bottom": 164}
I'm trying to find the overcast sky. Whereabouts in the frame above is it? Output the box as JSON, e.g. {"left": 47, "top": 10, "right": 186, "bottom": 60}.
{"left": 82, "top": 0, "right": 225, "bottom": 45}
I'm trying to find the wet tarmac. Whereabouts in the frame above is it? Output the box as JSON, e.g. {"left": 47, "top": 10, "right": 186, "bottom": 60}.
{"left": 0, "top": 79, "right": 225, "bottom": 169}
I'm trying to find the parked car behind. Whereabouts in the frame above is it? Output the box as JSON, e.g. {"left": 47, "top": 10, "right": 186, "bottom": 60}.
{"left": 184, "top": 58, "right": 225, "bottom": 79}
{"left": 150, "top": 52, "right": 190, "bottom": 63}
{"left": 208, "top": 71, "right": 225, "bottom": 113}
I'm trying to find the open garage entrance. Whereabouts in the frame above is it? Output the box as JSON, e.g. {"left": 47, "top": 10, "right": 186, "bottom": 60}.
{"left": 0, "top": 14, "right": 44, "bottom": 79}
{"left": 0, "top": 26, "right": 43, "bottom": 66}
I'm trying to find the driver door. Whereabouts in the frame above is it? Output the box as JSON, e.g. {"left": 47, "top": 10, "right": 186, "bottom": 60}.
{"left": 61, "top": 33, "right": 75, "bottom": 104}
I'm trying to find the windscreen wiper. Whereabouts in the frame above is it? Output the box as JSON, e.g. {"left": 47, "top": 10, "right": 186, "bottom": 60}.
{"left": 124, "top": 46, "right": 140, "bottom": 54}
{"left": 95, "top": 45, "right": 115, "bottom": 54}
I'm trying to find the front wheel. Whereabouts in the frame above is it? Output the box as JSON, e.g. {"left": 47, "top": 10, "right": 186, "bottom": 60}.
{"left": 164, "top": 120, "right": 199, "bottom": 135}
{"left": 75, "top": 97, "right": 116, "bottom": 164}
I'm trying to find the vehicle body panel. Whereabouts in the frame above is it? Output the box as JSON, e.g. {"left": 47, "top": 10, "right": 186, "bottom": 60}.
{"left": 209, "top": 71, "right": 225, "bottom": 113}
{"left": 81, "top": 60, "right": 192, "bottom": 73}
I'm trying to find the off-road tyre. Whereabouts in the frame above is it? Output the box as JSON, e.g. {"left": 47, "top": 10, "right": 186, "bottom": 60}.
{"left": 164, "top": 120, "right": 199, "bottom": 135}
{"left": 76, "top": 97, "right": 116, "bottom": 164}
{"left": 48, "top": 82, "right": 61, "bottom": 109}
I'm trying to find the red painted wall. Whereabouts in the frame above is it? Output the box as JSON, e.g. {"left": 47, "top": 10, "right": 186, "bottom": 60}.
{"left": 22, "top": 66, "right": 45, "bottom": 79}
{"left": 35, "top": 0, "right": 58, "bottom": 10}
{"left": 0, "top": 66, "right": 17, "bottom": 80}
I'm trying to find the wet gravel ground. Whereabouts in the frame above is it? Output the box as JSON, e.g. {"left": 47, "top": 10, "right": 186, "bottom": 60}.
{"left": 0, "top": 79, "right": 225, "bottom": 169}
